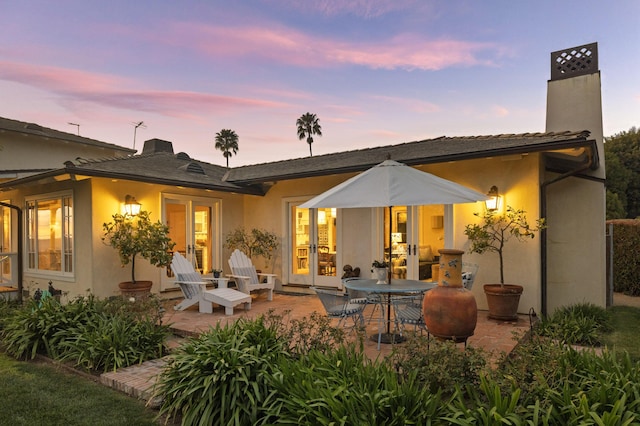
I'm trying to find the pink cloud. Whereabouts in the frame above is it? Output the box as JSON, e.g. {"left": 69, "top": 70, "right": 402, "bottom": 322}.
{"left": 166, "top": 23, "right": 499, "bottom": 71}
{"left": 0, "top": 61, "right": 288, "bottom": 117}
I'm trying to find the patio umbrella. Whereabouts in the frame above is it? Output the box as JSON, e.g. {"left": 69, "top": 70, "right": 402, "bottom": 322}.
{"left": 299, "top": 159, "right": 487, "bottom": 340}
{"left": 299, "top": 159, "right": 488, "bottom": 257}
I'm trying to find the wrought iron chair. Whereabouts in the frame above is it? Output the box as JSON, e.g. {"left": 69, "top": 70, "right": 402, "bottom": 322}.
{"left": 311, "top": 286, "right": 365, "bottom": 330}
{"left": 391, "top": 293, "right": 428, "bottom": 337}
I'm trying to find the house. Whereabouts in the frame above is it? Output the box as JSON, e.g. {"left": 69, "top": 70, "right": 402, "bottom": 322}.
{"left": 0, "top": 43, "right": 605, "bottom": 315}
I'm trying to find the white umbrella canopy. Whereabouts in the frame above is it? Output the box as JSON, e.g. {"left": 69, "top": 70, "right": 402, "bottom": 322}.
{"left": 300, "top": 159, "right": 488, "bottom": 341}
{"left": 299, "top": 159, "right": 488, "bottom": 209}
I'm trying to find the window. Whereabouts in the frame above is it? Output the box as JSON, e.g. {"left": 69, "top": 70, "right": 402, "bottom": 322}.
{"left": 26, "top": 192, "right": 73, "bottom": 274}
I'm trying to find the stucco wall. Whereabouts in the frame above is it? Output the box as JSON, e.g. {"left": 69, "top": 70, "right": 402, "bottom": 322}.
{"left": 545, "top": 176, "right": 606, "bottom": 312}
{"left": 0, "top": 132, "right": 130, "bottom": 180}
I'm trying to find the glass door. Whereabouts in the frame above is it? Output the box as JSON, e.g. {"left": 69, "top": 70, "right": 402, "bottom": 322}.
{"left": 0, "top": 203, "right": 11, "bottom": 284}
{"left": 384, "top": 205, "right": 445, "bottom": 281}
{"left": 162, "top": 194, "right": 220, "bottom": 290}
{"left": 289, "top": 204, "right": 339, "bottom": 287}
{"left": 406, "top": 205, "right": 445, "bottom": 281}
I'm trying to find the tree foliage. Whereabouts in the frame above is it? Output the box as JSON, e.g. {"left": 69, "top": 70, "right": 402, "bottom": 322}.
{"left": 296, "top": 112, "right": 322, "bottom": 156}
{"left": 102, "top": 211, "right": 175, "bottom": 283}
{"left": 605, "top": 127, "right": 640, "bottom": 218}
{"left": 214, "top": 128, "right": 239, "bottom": 168}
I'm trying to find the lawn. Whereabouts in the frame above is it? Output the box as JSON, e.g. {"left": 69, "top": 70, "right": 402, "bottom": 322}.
{"left": 0, "top": 353, "right": 159, "bottom": 426}
{"left": 603, "top": 305, "right": 640, "bottom": 360}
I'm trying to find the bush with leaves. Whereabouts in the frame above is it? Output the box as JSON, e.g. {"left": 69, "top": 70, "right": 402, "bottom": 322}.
{"left": 390, "top": 335, "right": 488, "bottom": 397}
{"left": 537, "top": 302, "right": 612, "bottom": 346}
{"left": 155, "top": 316, "right": 288, "bottom": 425}
{"left": 0, "top": 295, "right": 169, "bottom": 372}
{"left": 261, "top": 345, "right": 447, "bottom": 425}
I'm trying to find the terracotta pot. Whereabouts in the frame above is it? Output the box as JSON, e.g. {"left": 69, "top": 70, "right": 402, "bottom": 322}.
{"left": 423, "top": 249, "right": 477, "bottom": 342}
{"left": 118, "top": 280, "right": 153, "bottom": 301}
{"left": 423, "top": 286, "right": 477, "bottom": 342}
{"left": 483, "top": 284, "right": 523, "bottom": 321}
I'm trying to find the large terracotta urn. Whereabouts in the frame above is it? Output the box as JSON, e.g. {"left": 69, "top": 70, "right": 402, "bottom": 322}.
{"left": 422, "top": 249, "right": 477, "bottom": 342}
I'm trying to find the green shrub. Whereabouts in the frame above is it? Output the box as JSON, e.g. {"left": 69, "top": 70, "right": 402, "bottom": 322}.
{"left": 610, "top": 219, "right": 640, "bottom": 295}
{"left": 58, "top": 311, "right": 169, "bottom": 372}
{"left": 261, "top": 308, "right": 352, "bottom": 357}
{"left": 537, "top": 302, "right": 612, "bottom": 346}
{"left": 0, "top": 295, "right": 169, "bottom": 371}
{"left": 261, "top": 345, "right": 446, "bottom": 425}
{"left": 389, "top": 335, "right": 488, "bottom": 397}
{"left": 155, "top": 316, "right": 288, "bottom": 426}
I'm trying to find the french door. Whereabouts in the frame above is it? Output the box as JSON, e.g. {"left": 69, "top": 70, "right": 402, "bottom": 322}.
{"left": 385, "top": 205, "right": 446, "bottom": 281}
{"left": 161, "top": 194, "right": 221, "bottom": 290}
{"left": 0, "top": 203, "right": 12, "bottom": 284}
{"left": 288, "top": 202, "right": 340, "bottom": 288}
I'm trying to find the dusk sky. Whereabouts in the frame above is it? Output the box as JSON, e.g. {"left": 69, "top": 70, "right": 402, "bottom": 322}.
{"left": 2, "top": 1, "right": 638, "bottom": 166}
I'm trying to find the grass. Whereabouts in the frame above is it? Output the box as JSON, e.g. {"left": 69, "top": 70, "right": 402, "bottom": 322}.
{"left": 603, "top": 305, "right": 640, "bottom": 360}
{"left": 0, "top": 353, "right": 159, "bottom": 426}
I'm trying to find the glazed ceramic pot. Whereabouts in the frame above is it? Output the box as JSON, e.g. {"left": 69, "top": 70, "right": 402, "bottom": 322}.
{"left": 423, "top": 249, "right": 477, "bottom": 342}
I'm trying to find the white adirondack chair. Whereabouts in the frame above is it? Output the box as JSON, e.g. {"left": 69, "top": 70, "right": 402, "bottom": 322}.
{"left": 170, "top": 252, "right": 251, "bottom": 315}
{"left": 227, "top": 249, "right": 276, "bottom": 301}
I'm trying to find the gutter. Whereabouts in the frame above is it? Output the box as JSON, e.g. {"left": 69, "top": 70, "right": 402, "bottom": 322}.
{"left": 540, "top": 144, "right": 601, "bottom": 315}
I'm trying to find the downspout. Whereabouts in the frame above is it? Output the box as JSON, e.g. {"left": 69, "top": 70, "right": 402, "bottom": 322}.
{"left": 0, "top": 201, "right": 23, "bottom": 303}
{"left": 540, "top": 153, "right": 595, "bottom": 316}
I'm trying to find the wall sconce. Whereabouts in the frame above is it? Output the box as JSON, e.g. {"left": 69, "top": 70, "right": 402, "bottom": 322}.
{"left": 485, "top": 186, "right": 502, "bottom": 211}
{"left": 124, "top": 195, "right": 141, "bottom": 216}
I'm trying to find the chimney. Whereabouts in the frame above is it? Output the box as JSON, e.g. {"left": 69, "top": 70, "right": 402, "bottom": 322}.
{"left": 546, "top": 42, "right": 604, "bottom": 178}
{"left": 141, "top": 138, "right": 174, "bottom": 155}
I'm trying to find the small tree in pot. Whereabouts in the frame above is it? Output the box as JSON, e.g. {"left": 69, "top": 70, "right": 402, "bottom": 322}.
{"left": 224, "top": 227, "right": 279, "bottom": 271}
{"left": 464, "top": 206, "right": 545, "bottom": 320}
{"left": 102, "top": 211, "right": 175, "bottom": 297}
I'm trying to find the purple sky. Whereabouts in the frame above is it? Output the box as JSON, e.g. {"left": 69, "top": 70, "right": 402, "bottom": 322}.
{"left": 2, "top": 1, "right": 638, "bottom": 166}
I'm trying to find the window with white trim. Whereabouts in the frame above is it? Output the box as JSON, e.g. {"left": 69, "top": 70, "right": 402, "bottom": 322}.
{"left": 26, "top": 192, "right": 74, "bottom": 274}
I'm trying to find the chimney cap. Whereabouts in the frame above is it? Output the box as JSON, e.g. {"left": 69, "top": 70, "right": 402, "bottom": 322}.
{"left": 550, "top": 42, "right": 598, "bottom": 81}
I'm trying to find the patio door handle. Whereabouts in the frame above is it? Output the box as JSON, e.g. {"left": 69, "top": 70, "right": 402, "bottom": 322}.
{"left": 187, "top": 245, "right": 192, "bottom": 254}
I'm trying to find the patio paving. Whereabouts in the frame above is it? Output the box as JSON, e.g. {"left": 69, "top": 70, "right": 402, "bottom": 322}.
{"left": 100, "top": 290, "right": 531, "bottom": 404}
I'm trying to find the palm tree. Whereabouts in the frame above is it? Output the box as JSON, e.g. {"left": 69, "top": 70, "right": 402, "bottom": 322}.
{"left": 214, "top": 129, "right": 239, "bottom": 168}
{"left": 296, "top": 112, "right": 322, "bottom": 156}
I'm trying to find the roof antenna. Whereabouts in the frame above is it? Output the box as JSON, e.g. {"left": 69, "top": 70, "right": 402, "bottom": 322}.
{"left": 68, "top": 122, "right": 80, "bottom": 136}
{"left": 131, "top": 121, "right": 147, "bottom": 150}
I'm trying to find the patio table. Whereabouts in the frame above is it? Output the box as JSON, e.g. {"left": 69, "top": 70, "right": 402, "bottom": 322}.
{"left": 342, "top": 278, "right": 436, "bottom": 348}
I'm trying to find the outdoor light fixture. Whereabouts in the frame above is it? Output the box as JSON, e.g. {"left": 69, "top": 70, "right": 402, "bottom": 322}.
{"left": 124, "top": 195, "right": 141, "bottom": 216}
{"left": 485, "top": 186, "right": 501, "bottom": 211}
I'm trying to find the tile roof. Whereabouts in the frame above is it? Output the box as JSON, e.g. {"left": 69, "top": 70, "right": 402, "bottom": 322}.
{"left": 63, "top": 151, "right": 264, "bottom": 195}
{"left": 0, "top": 116, "right": 135, "bottom": 154}
{"left": 224, "top": 130, "right": 595, "bottom": 184}
{"left": 0, "top": 128, "right": 596, "bottom": 195}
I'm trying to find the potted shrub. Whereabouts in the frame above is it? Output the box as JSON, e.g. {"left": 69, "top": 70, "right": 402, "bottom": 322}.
{"left": 102, "top": 211, "right": 175, "bottom": 299}
{"left": 464, "top": 206, "right": 545, "bottom": 320}
{"left": 224, "top": 227, "right": 279, "bottom": 271}
{"left": 371, "top": 259, "right": 389, "bottom": 284}
{"left": 212, "top": 268, "right": 223, "bottom": 278}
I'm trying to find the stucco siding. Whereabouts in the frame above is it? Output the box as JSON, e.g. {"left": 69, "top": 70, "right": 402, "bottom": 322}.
{"left": 545, "top": 176, "right": 606, "bottom": 312}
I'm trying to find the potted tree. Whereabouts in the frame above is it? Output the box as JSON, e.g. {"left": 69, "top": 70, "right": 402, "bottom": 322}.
{"left": 102, "top": 211, "right": 175, "bottom": 299}
{"left": 464, "top": 206, "right": 545, "bottom": 320}
{"left": 224, "top": 227, "right": 279, "bottom": 271}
